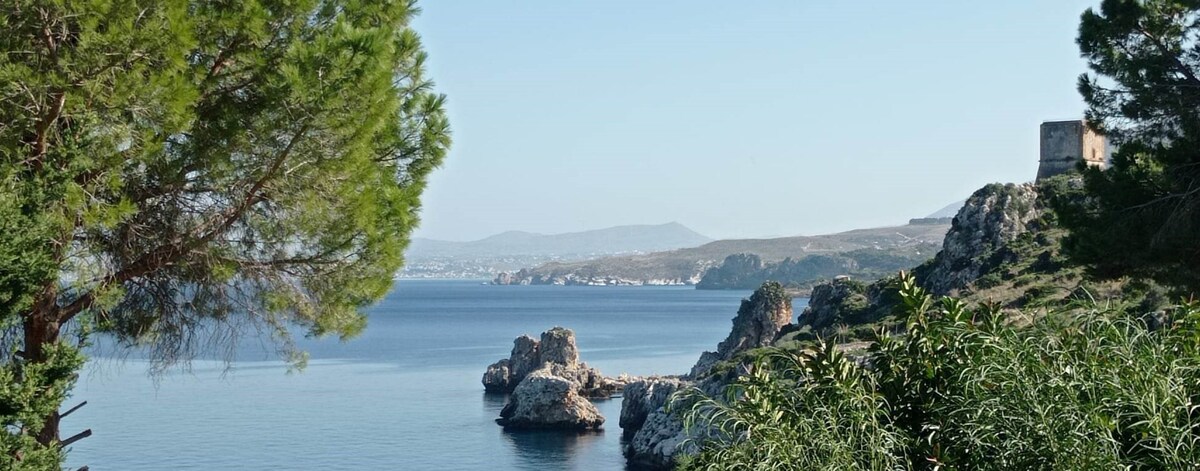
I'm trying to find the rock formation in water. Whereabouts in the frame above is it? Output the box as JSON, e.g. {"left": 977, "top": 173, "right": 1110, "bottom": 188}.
{"left": 689, "top": 281, "right": 793, "bottom": 378}
{"left": 483, "top": 326, "right": 619, "bottom": 397}
{"left": 495, "top": 368, "right": 605, "bottom": 430}
{"left": 485, "top": 327, "right": 626, "bottom": 430}
{"left": 482, "top": 334, "right": 541, "bottom": 392}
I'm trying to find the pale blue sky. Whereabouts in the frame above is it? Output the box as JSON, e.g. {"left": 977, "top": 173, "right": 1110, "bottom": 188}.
{"left": 409, "top": 1, "right": 1099, "bottom": 241}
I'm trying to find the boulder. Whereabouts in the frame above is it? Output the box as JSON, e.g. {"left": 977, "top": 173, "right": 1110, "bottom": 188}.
{"left": 495, "top": 368, "right": 604, "bottom": 430}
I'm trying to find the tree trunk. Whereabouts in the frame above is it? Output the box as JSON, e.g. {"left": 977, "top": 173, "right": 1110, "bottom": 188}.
{"left": 24, "top": 296, "right": 63, "bottom": 447}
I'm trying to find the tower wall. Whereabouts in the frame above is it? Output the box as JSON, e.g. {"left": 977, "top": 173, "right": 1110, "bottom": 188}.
{"left": 1037, "top": 120, "right": 1108, "bottom": 180}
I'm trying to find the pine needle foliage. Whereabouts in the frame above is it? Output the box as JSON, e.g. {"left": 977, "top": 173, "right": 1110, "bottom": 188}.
{"left": 1, "top": 0, "right": 449, "bottom": 465}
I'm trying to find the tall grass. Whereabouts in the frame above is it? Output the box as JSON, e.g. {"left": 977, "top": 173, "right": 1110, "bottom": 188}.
{"left": 676, "top": 273, "right": 1200, "bottom": 470}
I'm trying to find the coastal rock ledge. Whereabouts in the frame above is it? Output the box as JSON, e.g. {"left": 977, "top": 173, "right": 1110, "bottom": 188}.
{"left": 485, "top": 327, "right": 627, "bottom": 430}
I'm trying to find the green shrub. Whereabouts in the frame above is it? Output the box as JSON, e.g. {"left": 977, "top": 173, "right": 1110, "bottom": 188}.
{"left": 676, "top": 273, "right": 1200, "bottom": 470}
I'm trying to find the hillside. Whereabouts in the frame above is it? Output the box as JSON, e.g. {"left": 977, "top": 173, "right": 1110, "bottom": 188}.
{"left": 492, "top": 223, "right": 950, "bottom": 287}
{"left": 780, "top": 179, "right": 1162, "bottom": 345}
{"left": 400, "top": 222, "right": 712, "bottom": 278}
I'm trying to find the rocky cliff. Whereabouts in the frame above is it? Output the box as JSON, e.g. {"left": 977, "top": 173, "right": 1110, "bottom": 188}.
{"left": 619, "top": 282, "right": 794, "bottom": 468}
{"left": 785, "top": 179, "right": 1130, "bottom": 345}
{"left": 690, "top": 281, "right": 793, "bottom": 378}
{"left": 916, "top": 183, "right": 1042, "bottom": 296}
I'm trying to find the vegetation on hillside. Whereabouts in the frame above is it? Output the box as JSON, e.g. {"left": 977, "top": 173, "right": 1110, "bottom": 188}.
{"left": 676, "top": 275, "right": 1200, "bottom": 470}
{"left": 676, "top": 3, "right": 1200, "bottom": 469}
{"left": 696, "top": 245, "right": 938, "bottom": 291}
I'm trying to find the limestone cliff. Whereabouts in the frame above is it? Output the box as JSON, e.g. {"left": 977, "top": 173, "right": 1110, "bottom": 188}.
{"left": 916, "top": 183, "right": 1042, "bottom": 296}
{"left": 690, "top": 281, "right": 793, "bottom": 378}
{"left": 619, "top": 282, "right": 792, "bottom": 469}
{"left": 787, "top": 179, "right": 1135, "bottom": 345}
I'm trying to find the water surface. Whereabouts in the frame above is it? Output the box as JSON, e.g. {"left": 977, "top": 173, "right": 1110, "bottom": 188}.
{"left": 64, "top": 281, "right": 803, "bottom": 470}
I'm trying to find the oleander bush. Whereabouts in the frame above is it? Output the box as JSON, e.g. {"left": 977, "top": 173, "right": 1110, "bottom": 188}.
{"left": 676, "top": 273, "right": 1200, "bottom": 470}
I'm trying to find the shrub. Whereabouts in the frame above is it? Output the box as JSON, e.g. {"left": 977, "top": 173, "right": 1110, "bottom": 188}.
{"left": 676, "top": 273, "right": 1200, "bottom": 470}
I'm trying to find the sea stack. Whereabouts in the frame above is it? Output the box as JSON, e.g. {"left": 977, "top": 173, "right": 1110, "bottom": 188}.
{"left": 484, "top": 327, "right": 622, "bottom": 430}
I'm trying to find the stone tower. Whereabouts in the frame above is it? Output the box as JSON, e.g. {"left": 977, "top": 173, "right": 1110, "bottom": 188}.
{"left": 1037, "top": 120, "right": 1108, "bottom": 181}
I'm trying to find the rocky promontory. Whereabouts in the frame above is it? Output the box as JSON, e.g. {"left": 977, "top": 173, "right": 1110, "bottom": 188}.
{"left": 690, "top": 281, "right": 793, "bottom": 378}
{"left": 619, "top": 281, "right": 795, "bottom": 468}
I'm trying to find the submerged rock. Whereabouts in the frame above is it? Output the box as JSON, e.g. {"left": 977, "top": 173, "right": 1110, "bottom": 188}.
{"left": 496, "top": 368, "right": 604, "bottom": 430}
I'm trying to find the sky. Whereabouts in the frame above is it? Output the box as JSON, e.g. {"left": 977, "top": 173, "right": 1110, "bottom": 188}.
{"left": 408, "top": 1, "right": 1101, "bottom": 242}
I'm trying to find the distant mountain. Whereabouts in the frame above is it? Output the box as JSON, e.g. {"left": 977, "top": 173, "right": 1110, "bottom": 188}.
{"left": 408, "top": 222, "right": 712, "bottom": 259}
{"left": 926, "top": 200, "right": 966, "bottom": 219}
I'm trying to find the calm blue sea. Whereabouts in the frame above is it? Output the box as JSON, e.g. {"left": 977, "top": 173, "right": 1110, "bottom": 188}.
{"left": 62, "top": 280, "right": 805, "bottom": 470}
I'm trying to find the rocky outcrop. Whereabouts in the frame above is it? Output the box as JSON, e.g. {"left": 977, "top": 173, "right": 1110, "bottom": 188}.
{"left": 689, "top": 281, "right": 793, "bottom": 378}
{"left": 486, "top": 327, "right": 626, "bottom": 430}
{"left": 482, "top": 335, "right": 540, "bottom": 392}
{"left": 496, "top": 368, "right": 604, "bottom": 430}
{"left": 619, "top": 377, "right": 689, "bottom": 434}
{"left": 538, "top": 327, "right": 578, "bottom": 366}
{"left": 619, "top": 377, "right": 691, "bottom": 468}
{"left": 483, "top": 327, "right": 618, "bottom": 396}
{"left": 917, "top": 183, "right": 1041, "bottom": 295}
{"left": 619, "top": 282, "right": 793, "bottom": 469}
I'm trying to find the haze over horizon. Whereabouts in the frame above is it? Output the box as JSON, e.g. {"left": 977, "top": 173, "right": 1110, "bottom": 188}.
{"left": 410, "top": 1, "right": 1097, "bottom": 241}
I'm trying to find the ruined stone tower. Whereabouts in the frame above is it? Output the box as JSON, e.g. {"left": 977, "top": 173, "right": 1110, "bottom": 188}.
{"left": 1037, "top": 120, "right": 1108, "bottom": 180}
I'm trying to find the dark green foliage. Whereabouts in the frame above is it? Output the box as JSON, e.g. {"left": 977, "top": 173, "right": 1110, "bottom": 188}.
{"left": 697, "top": 245, "right": 938, "bottom": 291}
{"left": 0, "top": 0, "right": 449, "bottom": 463}
{"left": 0, "top": 343, "right": 84, "bottom": 470}
{"left": 1056, "top": 0, "right": 1200, "bottom": 291}
{"left": 678, "top": 273, "right": 1200, "bottom": 470}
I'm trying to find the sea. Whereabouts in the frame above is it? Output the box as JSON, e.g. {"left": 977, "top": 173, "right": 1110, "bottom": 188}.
{"left": 62, "top": 280, "right": 806, "bottom": 470}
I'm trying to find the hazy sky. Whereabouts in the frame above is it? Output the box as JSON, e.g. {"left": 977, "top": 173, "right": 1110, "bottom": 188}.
{"left": 409, "top": 1, "right": 1099, "bottom": 241}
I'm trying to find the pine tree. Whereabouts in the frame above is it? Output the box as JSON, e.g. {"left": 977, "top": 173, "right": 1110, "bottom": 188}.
{"left": 1056, "top": 0, "right": 1200, "bottom": 291}
{"left": 0, "top": 0, "right": 450, "bottom": 466}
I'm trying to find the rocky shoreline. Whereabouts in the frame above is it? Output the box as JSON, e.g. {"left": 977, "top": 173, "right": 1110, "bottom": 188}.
{"left": 482, "top": 281, "right": 794, "bottom": 468}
